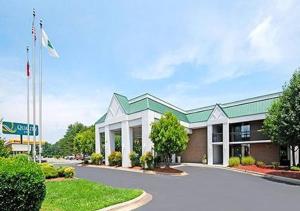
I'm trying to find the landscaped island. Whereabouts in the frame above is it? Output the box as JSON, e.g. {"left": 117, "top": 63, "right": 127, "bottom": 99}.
{"left": 41, "top": 179, "right": 143, "bottom": 211}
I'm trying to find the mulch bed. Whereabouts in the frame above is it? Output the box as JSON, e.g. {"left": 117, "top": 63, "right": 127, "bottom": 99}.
{"left": 235, "top": 165, "right": 300, "bottom": 180}
{"left": 130, "top": 166, "right": 143, "bottom": 170}
{"left": 153, "top": 167, "right": 183, "bottom": 174}
{"left": 129, "top": 166, "right": 183, "bottom": 174}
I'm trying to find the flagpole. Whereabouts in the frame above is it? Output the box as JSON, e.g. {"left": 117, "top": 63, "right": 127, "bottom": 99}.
{"left": 26, "top": 46, "right": 30, "bottom": 155}
{"left": 38, "top": 19, "right": 43, "bottom": 163}
{"left": 32, "top": 8, "right": 37, "bottom": 162}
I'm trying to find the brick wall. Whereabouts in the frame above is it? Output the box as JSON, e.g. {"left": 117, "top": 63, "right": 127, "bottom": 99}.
{"left": 181, "top": 128, "right": 207, "bottom": 163}
{"left": 250, "top": 143, "right": 279, "bottom": 164}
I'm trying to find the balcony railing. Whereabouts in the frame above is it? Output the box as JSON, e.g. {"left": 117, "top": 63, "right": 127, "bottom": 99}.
{"left": 212, "top": 133, "right": 223, "bottom": 142}
{"left": 230, "top": 131, "right": 250, "bottom": 142}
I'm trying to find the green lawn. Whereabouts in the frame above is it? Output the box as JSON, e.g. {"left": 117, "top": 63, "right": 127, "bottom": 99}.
{"left": 41, "top": 179, "right": 143, "bottom": 211}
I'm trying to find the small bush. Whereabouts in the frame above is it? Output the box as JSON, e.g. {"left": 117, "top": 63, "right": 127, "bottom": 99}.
{"left": 129, "top": 152, "right": 140, "bottom": 167}
{"left": 91, "top": 153, "right": 103, "bottom": 165}
{"left": 108, "top": 151, "right": 122, "bottom": 166}
{"left": 229, "top": 157, "right": 240, "bottom": 167}
{"left": 0, "top": 156, "right": 46, "bottom": 210}
{"left": 271, "top": 162, "right": 280, "bottom": 169}
{"left": 201, "top": 154, "right": 207, "bottom": 164}
{"left": 57, "top": 166, "right": 66, "bottom": 177}
{"left": 64, "top": 167, "right": 75, "bottom": 178}
{"left": 241, "top": 156, "right": 256, "bottom": 165}
{"left": 256, "top": 161, "right": 265, "bottom": 168}
{"left": 290, "top": 166, "right": 300, "bottom": 171}
{"left": 40, "top": 163, "right": 58, "bottom": 179}
{"left": 140, "top": 152, "right": 154, "bottom": 169}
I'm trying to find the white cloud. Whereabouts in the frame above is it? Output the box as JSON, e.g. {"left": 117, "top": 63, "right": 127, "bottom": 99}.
{"left": 248, "top": 16, "right": 280, "bottom": 63}
{"left": 130, "top": 0, "right": 300, "bottom": 84}
{"left": 131, "top": 47, "right": 199, "bottom": 80}
{"left": 0, "top": 68, "right": 112, "bottom": 143}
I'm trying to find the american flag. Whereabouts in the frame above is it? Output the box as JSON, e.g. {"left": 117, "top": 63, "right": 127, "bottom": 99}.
{"left": 32, "top": 25, "right": 36, "bottom": 40}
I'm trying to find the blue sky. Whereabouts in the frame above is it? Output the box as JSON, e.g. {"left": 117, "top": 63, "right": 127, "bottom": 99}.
{"left": 1, "top": 0, "right": 300, "bottom": 143}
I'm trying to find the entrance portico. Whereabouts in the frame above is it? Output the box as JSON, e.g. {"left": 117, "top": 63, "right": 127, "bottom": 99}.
{"left": 95, "top": 94, "right": 155, "bottom": 167}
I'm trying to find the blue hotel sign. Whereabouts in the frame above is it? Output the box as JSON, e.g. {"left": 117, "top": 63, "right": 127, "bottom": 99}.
{"left": 2, "top": 121, "right": 39, "bottom": 136}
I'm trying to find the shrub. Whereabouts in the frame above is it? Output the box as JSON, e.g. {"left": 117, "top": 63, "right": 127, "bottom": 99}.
{"left": 290, "top": 166, "right": 300, "bottom": 171}
{"left": 140, "top": 152, "right": 154, "bottom": 169}
{"left": 256, "top": 161, "right": 265, "bottom": 168}
{"left": 108, "top": 151, "right": 122, "bottom": 166}
{"left": 39, "top": 163, "right": 58, "bottom": 179}
{"left": 91, "top": 153, "right": 103, "bottom": 165}
{"left": 271, "top": 162, "right": 280, "bottom": 169}
{"left": 0, "top": 140, "right": 10, "bottom": 158}
{"left": 0, "top": 156, "right": 46, "bottom": 211}
{"left": 129, "top": 151, "right": 140, "bottom": 167}
{"left": 228, "top": 157, "right": 240, "bottom": 167}
{"left": 57, "top": 166, "right": 66, "bottom": 177}
{"left": 201, "top": 154, "right": 207, "bottom": 164}
{"left": 64, "top": 167, "right": 75, "bottom": 178}
{"left": 241, "top": 156, "right": 256, "bottom": 165}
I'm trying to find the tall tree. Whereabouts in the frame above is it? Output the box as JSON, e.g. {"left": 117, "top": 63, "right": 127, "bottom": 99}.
{"left": 150, "top": 112, "right": 188, "bottom": 167}
{"left": 57, "top": 122, "right": 86, "bottom": 156}
{"left": 264, "top": 69, "right": 300, "bottom": 166}
{"left": 74, "top": 126, "right": 95, "bottom": 156}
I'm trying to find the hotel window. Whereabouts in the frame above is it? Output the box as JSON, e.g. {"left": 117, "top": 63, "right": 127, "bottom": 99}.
{"left": 241, "top": 124, "right": 250, "bottom": 140}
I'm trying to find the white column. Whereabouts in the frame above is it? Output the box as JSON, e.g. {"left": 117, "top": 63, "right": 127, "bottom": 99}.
{"left": 95, "top": 125, "right": 100, "bottom": 154}
{"left": 223, "top": 122, "right": 229, "bottom": 166}
{"left": 105, "top": 126, "right": 115, "bottom": 165}
{"left": 207, "top": 125, "right": 213, "bottom": 165}
{"left": 142, "top": 110, "right": 154, "bottom": 154}
{"left": 121, "top": 121, "right": 133, "bottom": 167}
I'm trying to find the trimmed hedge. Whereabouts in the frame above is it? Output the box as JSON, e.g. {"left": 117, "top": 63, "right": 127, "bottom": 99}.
{"left": 241, "top": 156, "right": 256, "bottom": 165}
{"left": 129, "top": 152, "right": 140, "bottom": 167}
{"left": 39, "top": 163, "right": 58, "bottom": 179}
{"left": 64, "top": 167, "right": 75, "bottom": 178}
{"left": 0, "top": 156, "right": 46, "bottom": 211}
{"left": 256, "top": 161, "right": 265, "bottom": 168}
{"left": 290, "top": 166, "right": 300, "bottom": 171}
{"left": 228, "top": 157, "right": 240, "bottom": 167}
{"left": 108, "top": 151, "right": 122, "bottom": 166}
{"left": 91, "top": 153, "right": 103, "bottom": 165}
{"left": 140, "top": 152, "right": 154, "bottom": 169}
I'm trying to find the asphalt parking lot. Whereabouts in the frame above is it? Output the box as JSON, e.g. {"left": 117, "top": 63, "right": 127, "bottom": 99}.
{"left": 76, "top": 166, "right": 300, "bottom": 211}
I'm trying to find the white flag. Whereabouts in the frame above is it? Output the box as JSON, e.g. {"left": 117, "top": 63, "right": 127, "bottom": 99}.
{"left": 41, "top": 29, "right": 59, "bottom": 58}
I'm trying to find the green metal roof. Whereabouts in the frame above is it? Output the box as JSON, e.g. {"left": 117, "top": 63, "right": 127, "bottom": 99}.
{"left": 186, "top": 109, "right": 214, "bottom": 123}
{"left": 95, "top": 92, "right": 280, "bottom": 124}
{"left": 222, "top": 97, "right": 277, "bottom": 118}
{"left": 95, "top": 113, "right": 107, "bottom": 124}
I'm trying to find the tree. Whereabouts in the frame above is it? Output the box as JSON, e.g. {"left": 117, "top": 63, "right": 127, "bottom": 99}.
{"left": 57, "top": 122, "right": 86, "bottom": 156}
{"left": 42, "top": 142, "right": 56, "bottom": 158}
{"left": 0, "top": 140, "right": 9, "bottom": 158}
{"left": 150, "top": 112, "right": 188, "bottom": 167}
{"left": 74, "top": 126, "right": 95, "bottom": 156}
{"left": 264, "top": 69, "right": 300, "bottom": 166}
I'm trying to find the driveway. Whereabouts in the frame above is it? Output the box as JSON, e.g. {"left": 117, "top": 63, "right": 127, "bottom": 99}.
{"left": 76, "top": 166, "right": 300, "bottom": 211}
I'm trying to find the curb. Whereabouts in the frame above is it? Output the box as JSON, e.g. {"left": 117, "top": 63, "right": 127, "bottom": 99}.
{"left": 78, "top": 164, "right": 188, "bottom": 176}
{"left": 224, "top": 167, "right": 300, "bottom": 185}
{"left": 172, "top": 163, "right": 300, "bottom": 185}
{"left": 99, "top": 191, "right": 152, "bottom": 211}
